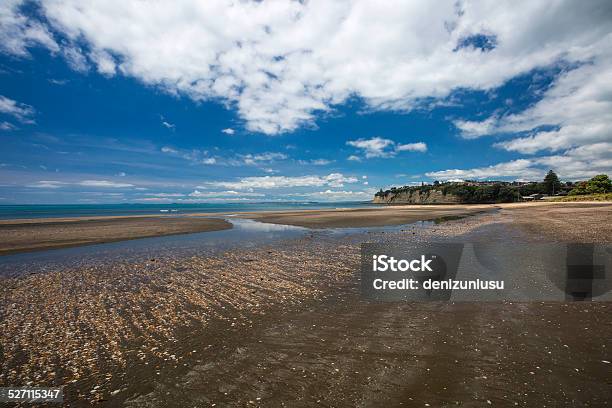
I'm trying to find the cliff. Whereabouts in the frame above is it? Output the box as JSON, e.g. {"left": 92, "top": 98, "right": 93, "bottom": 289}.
{"left": 372, "top": 189, "right": 461, "bottom": 204}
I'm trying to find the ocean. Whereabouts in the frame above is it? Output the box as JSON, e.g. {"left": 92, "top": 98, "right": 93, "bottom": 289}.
{"left": 0, "top": 202, "right": 375, "bottom": 219}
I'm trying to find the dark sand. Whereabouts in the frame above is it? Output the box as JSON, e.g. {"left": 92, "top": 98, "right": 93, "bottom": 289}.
{"left": 0, "top": 202, "right": 610, "bottom": 406}
{"left": 0, "top": 216, "right": 232, "bottom": 255}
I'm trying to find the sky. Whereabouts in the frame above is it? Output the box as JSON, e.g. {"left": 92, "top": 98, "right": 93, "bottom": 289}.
{"left": 0, "top": 0, "right": 611, "bottom": 204}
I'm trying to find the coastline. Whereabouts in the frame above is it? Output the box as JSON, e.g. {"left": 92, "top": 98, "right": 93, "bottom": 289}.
{"left": 0, "top": 201, "right": 610, "bottom": 254}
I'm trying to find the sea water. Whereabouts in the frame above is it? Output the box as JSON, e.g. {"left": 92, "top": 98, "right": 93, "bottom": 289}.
{"left": 0, "top": 202, "right": 374, "bottom": 219}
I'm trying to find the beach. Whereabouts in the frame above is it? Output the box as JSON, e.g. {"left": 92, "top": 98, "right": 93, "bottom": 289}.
{"left": 0, "top": 216, "right": 232, "bottom": 255}
{"left": 0, "top": 204, "right": 491, "bottom": 254}
{"left": 0, "top": 202, "right": 611, "bottom": 406}
{"left": 2, "top": 201, "right": 610, "bottom": 255}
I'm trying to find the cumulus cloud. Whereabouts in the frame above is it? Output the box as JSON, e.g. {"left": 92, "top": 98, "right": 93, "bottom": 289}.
{"left": 453, "top": 117, "right": 498, "bottom": 139}
{"left": 426, "top": 159, "right": 541, "bottom": 181}
{"left": 494, "top": 62, "right": 612, "bottom": 154}
{"left": 0, "top": 0, "right": 58, "bottom": 56}
{"left": 3, "top": 1, "right": 611, "bottom": 135}
{"left": 221, "top": 128, "right": 235, "bottom": 135}
{"left": 62, "top": 46, "right": 89, "bottom": 72}
{"left": 90, "top": 49, "right": 116, "bottom": 75}
{"left": 347, "top": 137, "right": 427, "bottom": 158}
{"left": 454, "top": 59, "right": 612, "bottom": 153}
{"left": 347, "top": 137, "right": 395, "bottom": 158}
{"left": 440, "top": 40, "right": 612, "bottom": 178}
{"left": 427, "top": 142, "right": 612, "bottom": 181}
{"left": 204, "top": 173, "right": 358, "bottom": 190}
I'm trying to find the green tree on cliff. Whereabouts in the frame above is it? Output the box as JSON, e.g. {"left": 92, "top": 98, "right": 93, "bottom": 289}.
{"left": 570, "top": 174, "right": 611, "bottom": 195}
{"left": 586, "top": 174, "right": 612, "bottom": 193}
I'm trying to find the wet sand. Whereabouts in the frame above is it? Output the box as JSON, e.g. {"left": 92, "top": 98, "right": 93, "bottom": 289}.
{"left": 0, "top": 216, "right": 232, "bottom": 255}
{"left": 0, "top": 204, "right": 490, "bottom": 255}
{"left": 0, "top": 202, "right": 611, "bottom": 406}
{"left": 2, "top": 201, "right": 608, "bottom": 255}
{"left": 238, "top": 204, "right": 494, "bottom": 228}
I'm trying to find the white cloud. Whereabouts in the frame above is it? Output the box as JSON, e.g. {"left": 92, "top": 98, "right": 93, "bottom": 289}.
{"left": 0, "top": 121, "right": 17, "bottom": 131}
{"left": 161, "top": 145, "right": 283, "bottom": 167}
{"left": 426, "top": 142, "right": 612, "bottom": 181}
{"left": 262, "top": 168, "right": 278, "bottom": 174}
{"left": 78, "top": 180, "right": 134, "bottom": 188}
{"left": 304, "top": 189, "right": 375, "bottom": 201}
{"left": 347, "top": 137, "right": 428, "bottom": 158}
{"left": 221, "top": 128, "right": 235, "bottom": 135}
{"left": 26, "top": 177, "right": 144, "bottom": 191}
{"left": 298, "top": 158, "right": 334, "bottom": 166}
{"left": 145, "top": 193, "right": 185, "bottom": 198}
{"left": 347, "top": 137, "right": 395, "bottom": 158}
{"left": 26, "top": 180, "right": 67, "bottom": 189}
{"left": 0, "top": 95, "right": 35, "bottom": 123}
{"left": 494, "top": 62, "right": 612, "bottom": 154}
{"left": 441, "top": 37, "right": 612, "bottom": 179}
{"left": 396, "top": 142, "right": 427, "bottom": 152}
{"left": 90, "top": 49, "right": 116, "bottom": 75}
{"left": 426, "top": 159, "right": 540, "bottom": 180}
{"left": 189, "top": 190, "right": 265, "bottom": 198}
{"left": 161, "top": 120, "right": 175, "bottom": 130}
{"left": 453, "top": 117, "right": 498, "bottom": 139}
{"left": 161, "top": 146, "right": 178, "bottom": 154}
{"left": 0, "top": 0, "right": 58, "bottom": 56}
{"left": 62, "top": 46, "right": 89, "bottom": 72}
{"left": 241, "top": 152, "right": 287, "bottom": 165}
{"left": 454, "top": 59, "right": 612, "bottom": 154}
{"left": 4, "top": 1, "right": 611, "bottom": 135}
{"left": 311, "top": 159, "right": 332, "bottom": 165}
{"left": 48, "top": 78, "right": 68, "bottom": 85}
{"left": 347, "top": 155, "right": 362, "bottom": 162}
{"left": 205, "top": 173, "right": 358, "bottom": 190}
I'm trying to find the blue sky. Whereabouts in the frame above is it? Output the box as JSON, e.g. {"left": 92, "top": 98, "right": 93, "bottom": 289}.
{"left": 0, "top": 1, "right": 611, "bottom": 204}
